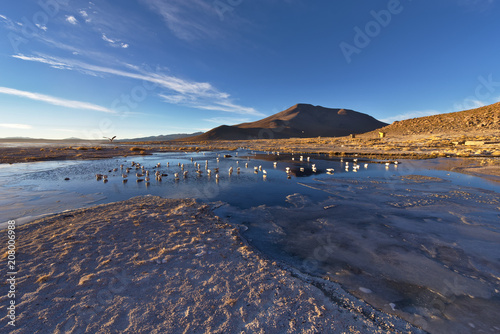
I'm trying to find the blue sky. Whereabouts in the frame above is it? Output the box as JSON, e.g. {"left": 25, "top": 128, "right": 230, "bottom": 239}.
{"left": 0, "top": 0, "right": 499, "bottom": 139}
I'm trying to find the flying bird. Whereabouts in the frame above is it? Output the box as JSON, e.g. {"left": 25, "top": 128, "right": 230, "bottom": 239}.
{"left": 104, "top": 136, "right": 117, "bottom": 142}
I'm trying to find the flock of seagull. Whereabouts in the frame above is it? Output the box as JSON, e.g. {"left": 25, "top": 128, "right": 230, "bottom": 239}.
{"left": 94, "top": 152, "right": 399, "bottom": 184}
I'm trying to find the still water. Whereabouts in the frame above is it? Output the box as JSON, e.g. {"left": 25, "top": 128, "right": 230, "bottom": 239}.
{"left": 1, "top": 150, "right": 499, "bottom": 333}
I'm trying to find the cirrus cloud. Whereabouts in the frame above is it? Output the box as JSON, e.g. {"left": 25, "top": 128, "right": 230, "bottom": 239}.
{"left": 0, "top": 86, "right": 115, "bottom": 113}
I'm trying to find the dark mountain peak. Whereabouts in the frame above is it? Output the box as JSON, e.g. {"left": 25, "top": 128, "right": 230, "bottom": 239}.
{"left": 182, "top": 104, "right": 387, "bottom": 141}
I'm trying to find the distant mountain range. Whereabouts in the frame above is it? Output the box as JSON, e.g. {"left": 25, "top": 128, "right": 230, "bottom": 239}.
{"left": 122, "top": 132, "right": 204, "bottom": 142}
{"left": 182, "top": 104, "right": 388, "bottom": 141}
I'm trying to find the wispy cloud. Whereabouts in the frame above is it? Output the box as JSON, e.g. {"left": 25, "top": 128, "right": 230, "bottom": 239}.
{"left": 0, "top": 123, "right": 32, "bottom": 129}
{"left": 380, "top": 110, "right": 440, "bottom": 124}
{"left": 79, "top": 10, "right": 91, "bottom": 22}
{"left": 140, "top": 0, "right": 229, "bottom": 42}
{"left": 12, "top": 53, "right": 263, "bottom": 116}
{"left": 452, "top": 99, "right": 486, "bottom": 112}
{"left": 101, "top": 33, "right": 129, "bottom": 48}
{"left": 0, "top": 86, "right": 115, "bottom": 113}
{"left": 66, "top": 16, "right": 78, "bottom": 25}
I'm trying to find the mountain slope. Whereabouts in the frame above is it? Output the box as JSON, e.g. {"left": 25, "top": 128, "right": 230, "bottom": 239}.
{"left": 362, "top": 102, "right": 500, "bottom": 137}
{"left": 185, "top": 104, "right": 387, "bottom": 141}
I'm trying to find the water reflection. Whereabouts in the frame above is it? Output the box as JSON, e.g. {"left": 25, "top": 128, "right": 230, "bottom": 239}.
{"left": 1, "top": 150, "right": 499, "bottom": 333}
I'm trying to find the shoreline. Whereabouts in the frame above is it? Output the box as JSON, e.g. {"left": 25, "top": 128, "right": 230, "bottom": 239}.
{"left": 0, "top": 196, "right": 424, "bottom": 333}
{"left": 1, "top": 139, "right": 499, "bottom": 184}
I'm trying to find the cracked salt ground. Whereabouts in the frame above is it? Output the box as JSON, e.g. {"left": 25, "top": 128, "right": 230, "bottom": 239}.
{"left": 1, "top": 150, "right": 499, "bottom": 333}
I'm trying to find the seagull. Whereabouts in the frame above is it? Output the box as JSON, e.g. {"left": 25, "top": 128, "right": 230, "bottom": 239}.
{"left": 364, "top": 163, "right": 368, "bottom": 168}
{"left": 326, "top": 168, "right": 335, "bottom": 174}
{"left": 103, "top": 136, "right": 116, "bottom": 142}
{"left": 273, "top": 162, "right": 277, "bottom": 168}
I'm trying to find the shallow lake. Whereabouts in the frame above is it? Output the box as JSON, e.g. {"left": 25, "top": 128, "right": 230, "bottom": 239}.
{"left": 1, "top": 150, "right": 499, "bottom": 333}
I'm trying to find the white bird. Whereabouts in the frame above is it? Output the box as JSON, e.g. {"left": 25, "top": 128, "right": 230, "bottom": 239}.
{"left": 299, "top": 156, "right": 303, "bottom": 161}
{"left": 273, "top": 162, "right": 277, "bottom": 168}
{"left": 285, "top": 167, "right": 291, "bottom": 173}
{"left": 364, "top": 163, "right": 368, "bottom": 168}
{"left": 300, "top": 167, "right": 304, "bottom": 172}
{"left": 307, "top": 157, "right": 310, "bottom": 162}
{"left": 245, "top": 162, "right": 249, "bottom": 168}
{"left": 145, "top": 170, "right": 149, "bottom": 176}
{"left": 174, "top": 173, "right": 179, "bottom": 179}
{"left": 385, "top": 162, "right": 391, "bottom": 166}
{"left": 183, "top": 171, "right": 188, "bottom": 177}
{"left": 258, "top": 165, "right": 262, "bottom": 171}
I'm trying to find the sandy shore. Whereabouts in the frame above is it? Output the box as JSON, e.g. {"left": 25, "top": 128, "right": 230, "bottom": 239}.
{"left": 0, "top": 196, "right": 423, "bottom": 333}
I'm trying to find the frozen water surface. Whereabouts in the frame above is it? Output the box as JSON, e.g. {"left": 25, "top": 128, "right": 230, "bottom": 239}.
{"left": 1, "top": 150, "right": 499, "bottom": 333}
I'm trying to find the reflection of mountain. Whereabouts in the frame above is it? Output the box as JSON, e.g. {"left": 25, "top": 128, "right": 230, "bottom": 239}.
{"left": 183, "top": 104, "right": 388, "bottom": 141}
